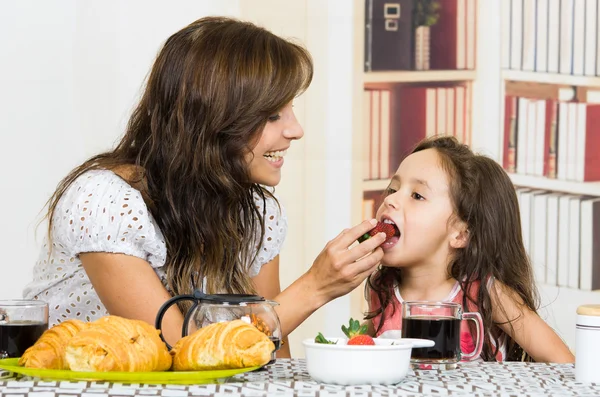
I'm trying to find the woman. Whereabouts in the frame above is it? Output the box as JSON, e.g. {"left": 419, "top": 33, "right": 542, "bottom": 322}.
{"left": 23, "top": 16, "right": 385, "bottom": 356}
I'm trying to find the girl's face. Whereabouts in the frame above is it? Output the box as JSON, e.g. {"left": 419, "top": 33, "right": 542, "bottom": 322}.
{"left": 247, "top": 102, "right": 304, "bottom": 186}
{"left": 376, "top": 148, "right": 464, "bottom": 267}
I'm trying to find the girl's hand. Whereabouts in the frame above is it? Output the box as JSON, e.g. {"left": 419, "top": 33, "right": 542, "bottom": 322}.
{"left": 306, "top": 219, "right": 386, "bottom": 304}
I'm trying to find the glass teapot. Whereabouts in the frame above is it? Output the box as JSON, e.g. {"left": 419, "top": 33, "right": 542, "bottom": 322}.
{"left": 155, "top": 290, "right": 282, "bottom": 363}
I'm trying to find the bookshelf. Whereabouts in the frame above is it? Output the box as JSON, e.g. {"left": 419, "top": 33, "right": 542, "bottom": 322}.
{"left": 364, "top": 70, "right": 476, "bottom": 84}
{"left": 503, "top": 70, "right": 600, "bottom": 89}
{"left": 509, "top": 174, "right": 600, "bottom": 197}
{"left": 350, "top": 0, "right": 480, "bottom": 317}
{"left": 351, "top": 0, "right": 600, "bottom": 350}
{"left": 494, "top": 0, "right": 600, "bottom": 349}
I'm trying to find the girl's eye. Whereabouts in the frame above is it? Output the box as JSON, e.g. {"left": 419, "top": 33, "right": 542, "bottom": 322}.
{"left": 412, "top": 192, "right": 425, "bottom": 200}
{"left": 268, "top": 114, "right": 281, "bottom": 122}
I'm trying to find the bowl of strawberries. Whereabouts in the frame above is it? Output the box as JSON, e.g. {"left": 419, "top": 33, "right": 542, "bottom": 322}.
{"left": 302, "top": 318, "right": 433, "bottom": 385}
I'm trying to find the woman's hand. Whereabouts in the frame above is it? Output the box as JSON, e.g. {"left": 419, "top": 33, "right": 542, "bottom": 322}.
{"left": 273, "top": 219, "right": 385, "bottom": 337}
{"left": 306, "top": 219, "right": 385, "bottom": 304}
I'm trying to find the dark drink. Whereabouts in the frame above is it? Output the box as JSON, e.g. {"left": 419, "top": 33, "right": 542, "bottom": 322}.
{"left": 266, "top": 337, "right": 281, "bottom": 365}
{"left": 402, "top": 316, "right": 460, "bottom": 360}
{"left": 269, "top": 336, "right": 281, "bottom": 351}
{"left": 0, "top": 321, "right": 47, "bottom": 358}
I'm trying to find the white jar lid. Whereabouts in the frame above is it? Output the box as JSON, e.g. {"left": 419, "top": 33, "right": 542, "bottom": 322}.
{"left": 577, "top": 304, "right": 600, "bottom": 316}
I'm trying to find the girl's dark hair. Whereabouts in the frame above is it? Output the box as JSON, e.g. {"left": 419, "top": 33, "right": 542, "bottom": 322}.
{"left": 367, "top": 136, "right": 539, "bottom": 361}
{"left": 44, "top": 16, "right": 313, "bottom": 298}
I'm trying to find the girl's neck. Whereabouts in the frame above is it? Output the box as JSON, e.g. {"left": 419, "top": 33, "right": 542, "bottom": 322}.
{"left": 397, "top": 264, "right": 457, "bottom": 302}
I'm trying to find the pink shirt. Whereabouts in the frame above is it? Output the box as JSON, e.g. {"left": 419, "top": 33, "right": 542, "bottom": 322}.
{"left": 369, "top": 280, "right": 507, "bottom": 361}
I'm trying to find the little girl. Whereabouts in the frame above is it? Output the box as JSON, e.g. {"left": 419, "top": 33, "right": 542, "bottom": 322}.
{"left": 366, "top": 136, "right": 574, "bottom": 363}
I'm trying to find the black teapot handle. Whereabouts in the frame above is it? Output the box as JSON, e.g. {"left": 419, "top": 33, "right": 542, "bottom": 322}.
{"left": 155, "top": 290, "right": 268, "bottom": 350}
{"left": 155, "top": 291, "right": 203, "bottom": 350}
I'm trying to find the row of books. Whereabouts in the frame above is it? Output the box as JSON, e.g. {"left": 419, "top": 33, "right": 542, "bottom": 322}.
{"left": 365, "top": 0, "right": 477, "bottom": 71}
{"left": 363, "top": 85, "right": 472, "bottom": 181}
{"left": 503, "top": 96, "right": 600, "bottom": 182}
{"left": 518, "top": 188, "right": 600, "bottom": 291}
{"left": 363, "top": 188, "right": 600, "bottom": 292}
{"left": 502, "top": 0, "right": 600, "bottom": 76}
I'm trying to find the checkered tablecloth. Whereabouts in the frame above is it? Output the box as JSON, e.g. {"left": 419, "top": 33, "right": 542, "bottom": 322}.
{"left": 1, "top": 359, "right": 598, "bottom": 396}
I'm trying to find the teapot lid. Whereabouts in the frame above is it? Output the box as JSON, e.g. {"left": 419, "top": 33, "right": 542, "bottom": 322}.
{"left": 192, "top": 290, "right": 266, "bottom": 305}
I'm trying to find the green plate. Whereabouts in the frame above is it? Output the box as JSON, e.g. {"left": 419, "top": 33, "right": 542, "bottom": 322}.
{"left": 0, "top": 358, "right": 260, "bottom": 385}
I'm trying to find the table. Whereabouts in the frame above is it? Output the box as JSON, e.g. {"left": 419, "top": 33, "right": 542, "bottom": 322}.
{"left": 1, "top": 359, "right": 598, "bottom": 397}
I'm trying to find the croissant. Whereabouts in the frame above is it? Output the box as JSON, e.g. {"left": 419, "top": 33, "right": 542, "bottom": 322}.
{"left": 64, "top": 315, "right": 171, "bottom": 372}
{"left": 18, "top": 319, "right": 89, "bottom": 369}
{"left": 171, "top": 319, "right": 275, "bottom": 371}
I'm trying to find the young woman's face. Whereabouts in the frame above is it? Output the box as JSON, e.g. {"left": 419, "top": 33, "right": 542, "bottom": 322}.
{"left": 247, "top": 102, "right": 304, "bottom": 186}
{"left": 375, "top": 148, "right": 460, "bottom": 267}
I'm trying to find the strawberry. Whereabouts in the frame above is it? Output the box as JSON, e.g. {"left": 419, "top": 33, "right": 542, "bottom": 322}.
{"left": 347, "top": 334, "right": 375, "bottom": 345}
{"left": 357, "top": 221, "right": 396, "bottom": 243}
{"left": 341, "top": 318, "right": 374, "bottom": 346}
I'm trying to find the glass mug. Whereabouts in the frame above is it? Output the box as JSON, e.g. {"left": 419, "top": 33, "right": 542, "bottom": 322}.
{"left": 402, "top": 301, "right": 483, "bottom": 369}
{"left": 0, "top": 300, "right": 48, "bottom": 358}
{"left": 155, "top": 291, "right": 282, "bottom": 364}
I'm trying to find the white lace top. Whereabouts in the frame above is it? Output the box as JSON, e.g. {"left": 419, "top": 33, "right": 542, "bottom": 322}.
{"left": 23, "top": 170, "right": 287, "bottom": 326}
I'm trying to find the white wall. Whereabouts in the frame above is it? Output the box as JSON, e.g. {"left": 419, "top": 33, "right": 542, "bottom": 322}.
{"left": 0, "top": 0, "right": 241, "bottom": 300}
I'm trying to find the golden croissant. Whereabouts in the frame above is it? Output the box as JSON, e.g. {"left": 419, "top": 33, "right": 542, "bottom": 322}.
{"left": 18, "top": 319, "right": 89, "bottom": 369}
{"left": 171, "top": 319, "right": 275, "bottom": 371}
{"left": 64, "top": 315, "right": 171, "bottom": 372}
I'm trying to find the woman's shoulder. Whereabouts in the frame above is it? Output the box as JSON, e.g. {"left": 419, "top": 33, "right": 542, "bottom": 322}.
{"left": 63, "top": 168, "right": 138, "bottom": 197}
{"left": 51, "top": 169, "right": 166, "bottom": 265}
{"left": 247, "top": 188, "right": 287, "bottom": 276}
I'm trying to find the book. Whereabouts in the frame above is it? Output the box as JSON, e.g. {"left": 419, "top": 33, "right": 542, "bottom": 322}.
{"left": 532, "top": 192, "right": 549, "bottom": 284}
{"left": 364, "top": 0, "right": 415, "bottom": 71}
{"left": 557, "top": 194, "right": 572, "bottom": 287}
{"left": 573, "top": 104, "right": 600, "bottom": 182}
{"left": 545, "top": 193, "right": 561, "bottom": 285}
{"left": 558, "top": 0, "right": 573, "bottom": 74}
{"left": 568, "top": 195, "right": 583, "bottom": 289}
{"left": 535, "top": 0, "right": 549, "bottom": 72}
{"left": 510, "top": 0, "right": 523, "bottom": 70}
{"left": 430, "top": 0, "right": 468, "bottom": 69}
{"left": 521, "top": 0, "right": 536, "bottom": 71}
{"left": 584, "top": 0, "right": 598, "bottom": 76}
{"left": 545, "top": 100, "right": 558, "bottom": 178}
{"left": 503, "top": 96, "right": 518, "bottom": 172}
{"left": 370, "top": 90, "right": 381, "bottom": 179}
{"left": 547, "top": 0, "right": 560, "bottom": 73}
{"left": 363, "top": 90, "right": 372, "bottom": 180}
{"left": 394, "top": 86, "right": 437, "bottom": 162}
{"left": 579, "top": 197, "right": 600, "bottom": 291}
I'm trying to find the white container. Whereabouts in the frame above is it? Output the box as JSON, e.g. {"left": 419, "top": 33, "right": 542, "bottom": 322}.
{"left": 575, "top": 304, "right": 600, "bottom": 383}
{"left": 302, "top": 337, "right": 433, "bottom": 385}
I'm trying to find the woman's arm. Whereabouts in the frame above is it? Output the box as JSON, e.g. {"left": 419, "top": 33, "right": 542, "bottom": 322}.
{"left": 80, "top": 252, "right": 185, "bottom": 347}
{"left": 491, "top": 281, "right": 574, "bottom": 363}
{"left": 251, "top": 255, "right": 291, "bottom": 357}
{"left": 80, "top": 219, "right": 384, "bottom": 348}
{"left": 273, "top": 219, "right": 385, "bottom": 338}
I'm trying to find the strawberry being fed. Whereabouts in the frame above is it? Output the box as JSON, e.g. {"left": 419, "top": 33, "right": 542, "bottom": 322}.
{"left": 357, "top": 221, "right": 396, "bottom": 244}
{"left": 342, "top": 318, "right": 375, "bottom": 346}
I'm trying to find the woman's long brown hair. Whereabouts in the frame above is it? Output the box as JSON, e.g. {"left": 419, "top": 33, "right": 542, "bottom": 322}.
{"left": 367, "top": 136, "right": 539, "bottom": 361}
{"left": 43, "top": 17, "right": 313, "bottom": 298}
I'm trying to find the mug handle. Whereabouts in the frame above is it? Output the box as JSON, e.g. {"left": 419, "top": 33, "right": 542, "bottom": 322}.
{"left": 155, "top": 293, "right": 197, "bottom": 350}
{"left": 461, "top": 311, "right": 484, "bottom": 361}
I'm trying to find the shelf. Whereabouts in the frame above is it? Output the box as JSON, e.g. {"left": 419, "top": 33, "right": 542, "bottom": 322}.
{"left": 509, "top": 174, "right": 600, "bottom": 197}
{"left": 362, "top": 179, "right": 389, "bottom": 191}
{"left": 363, "top": 70, "right": 477, "bottom": 84}
{"left": 502, "top": 70, "right": 600, "bottom": 88}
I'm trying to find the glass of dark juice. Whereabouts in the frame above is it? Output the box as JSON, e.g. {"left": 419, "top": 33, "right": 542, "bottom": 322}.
{"left": 0, "top": 300, "right": 48, "bottom": 359}
{"left": 401, "top": 301, "right": 483, "bottom": 370}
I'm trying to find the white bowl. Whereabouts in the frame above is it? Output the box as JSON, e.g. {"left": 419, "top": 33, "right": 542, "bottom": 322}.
{"left": 302, "top": 337, "right": 434, "bottom": 385}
